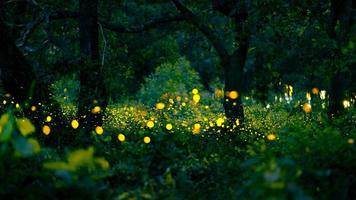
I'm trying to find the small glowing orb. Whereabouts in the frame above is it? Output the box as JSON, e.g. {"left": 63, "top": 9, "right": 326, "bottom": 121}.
{"left": 91, "top": 106, "right": 101, "bottom": 113}
{"left": 193, "top": 94, "right": 201, "bottom": 103}
{"left": 71, "top": 120, "right": 79, "bottom": 129}
{"left": 118, "top": 133, "right": 125, "bottom": 142}
{"left": 216, "top": 117, "right": 224, "bottom": 127}
{"left": 347, "top": 138, "right": 354, "bottom": 144}
{"left": 95, "top": 126, "right": 104, "bottom": 135}
{"left": 236, "top": 119, "right": 240, "bottom": 126}
{"left": 42, "top": 125, "right": 51, "bottom": 135}
{"left": 144, "top": 136, "right": 151, "bottom": 144}
{"left": 192, "top": 123, "right": 201, "bottom": 134}
{"left": 166, "top": 123, "right": 173, "bottom": 131}
{"left": 320, "top": 90, "right": 326, "bottom": 100}
{"left": 169, "top": 98, "right": 174, "bottom": 104}
{"left": 182, "top": 102, "right": 186, "bottom": 106}
{"left": 228, "top": 91, "right": 239, "bottom": 99}
{"left": 147, "top": 120, "right": 154, "bottom": 128}
{"left": 306, "top": 92, "right": 311, "bottom": 101}
{"left": 15, "top": 103, "right": 20, "bottom": 109}
{"left": 156, "top": 103, "right": 165, "bottom": 110}
{"left": 46, "top": 116, "right": 52, "bottom": 122}
{"left": 343, "top": 100, "right": 351, "bottom": 108}
{"left": 31, "top": 106, "right": 37, "bottom": 111}
{"left": 312, "top": 87, "right": 319, "bottom": 95}
{"left": 2, "top": 100, "right": 6, "bottom": 105}
{"left": 303, "top": 103, "right": 312, "bottom": 113}
{"left": 267, "top": 134, "right": 276, "bottom": 141}
{"left": 192, "top": 88, "right": 199, "bottom": 94}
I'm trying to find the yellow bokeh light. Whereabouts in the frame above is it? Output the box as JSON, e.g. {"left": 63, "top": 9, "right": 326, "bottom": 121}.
{"left": 312, "top": 87, "right": 319, "bottom": 95}
{"left": 91, "top": 106, "right": 101, "bottom": 114}
{"left": 343, "top": 100, "right": 350, "bottom": 108}
{"left": 71, "top": 119, "right": 79, "bottom": 129}
{"left": 193, "top": 94, "right": 201, "bottom": 103}
{"left": 144, "top": 136, "right": 151, "bottom": 144}
{"left": 236, "top": 119, "right": 240, "bottom": 126}
{"left": 192, "top": 123, "right": 201, "bottom": 134}
{"left": 2, "top": 100, "right": 6, "bottom": 105}
{"left": 31, "top": 106, "right": 37, "bottom": 111}
{"left": 216, "top": 117, "right": 224, "bottom": 127}
{"left": 118, "top": 133, "right": 125, "bottom": 142}
{"left": 147, "top": 120, "right": 154, "bottom": 128}
{"left": 46, "top": 116, "right": 52, "bottom": 122}
{"left": 166, "top": 123, "right": 173, "bottom": 131}
{"left": 156, "top": 103, "right": 165, "bottom": 110}
{"left": 15, "top": 103, "right": 20, "bottom": 109}
{"left": 42, "top": 125, "right": 51, "bottom": 135}
{"left": 306, "top": 92, "right": 311, "bottom": 101}
{"left": 267, "top": 134, "right": 276, "bottom": 141}
{"left": 95, "top": 126, "right": 104, "bottom": 135}
{"left": 192, "top": 88, "right": 199, "bottom": 94}
{"left": 228, "top": 91, "right": 239, "bottom": 99}
{"left": 303, "top": 103, "right": 312, "bottom": 113}
{"left": 347, "top": 138, "right": 354, "bottom": 144}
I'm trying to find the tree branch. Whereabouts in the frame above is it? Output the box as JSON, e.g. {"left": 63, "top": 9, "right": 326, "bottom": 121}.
{"left": 100, "top": 13, "right": 189, "bottom": 33}
{"left": 171, "top": 0, "right": 229, "bottom": 62}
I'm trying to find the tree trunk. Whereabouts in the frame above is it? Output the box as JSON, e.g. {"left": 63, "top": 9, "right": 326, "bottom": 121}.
{"left": 223, "top": 0, "right": 249, "bottom": 125}
{"left": 327, "top": 0, "right": 353, "bottom": 117}
{"left": 0, "top": 19, "right": 34, "bottom": 103}
{"left": 77, "top": 0, "right": 108, "bottom": 130}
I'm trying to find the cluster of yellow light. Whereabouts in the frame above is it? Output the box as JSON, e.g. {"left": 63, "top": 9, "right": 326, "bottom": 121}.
{"left": 2, "top": 100, "right": 6, "bottom": 105}
{"left": 15, "top": 103, "right": 20, "bottom": 109}
{"left": 306, "top": 92, "right": 311, "bottom": 101}
{"left": 71, "top": 119, "right": 79, "bottom": 129}
{"left": 46, "top": 116, "right": 52, "bottom": 122}
{"left": 236, "top": 119, "right": 240, "bottom": 126}
{"left": 312, "top": 87, "right": 319, "bottom": 95}
{"left": 95, "top": 126, "right": 104, "bottom": 135}
{"left": 320, "top": 90, "right": 326, "bottom": 100}
{"left": 285, "top": 85, "right": 293, "bottom": 96}
{"left": 192, "top": 123, "right": 201, "bottom": 134}
{"left": 343, "top": 100, "right": 351, "bottom": 108}
{"left": 348, "top": 138, "right": 354, "bottom": 145}
{"left": 31, "top": 106, "right": 37, "bottom": 111}
{"left": 91, "top": 106, "right": 101, "bottom": 114}
{"left": 143, "top": 136, "right": 151, "bottom": 144}
{"left": 42, "top": 125, "right": 51, "bottom": 135}
{"left": 166, "top": 123, "right": 173, "bottom": 131}
{"left": 117, "top": 133, "right": 125, "bottom": 142}
{"left": 156, "top": 102, "right": 165, "bottom": 110}
{"left": 303, "top": 103, "right": 312, "bottom": 113}
{"left": 216, "top": 117, "right": 224, "bottom": 127}
{"left": 267, "top": 133, "right": 276, "bottom": 141}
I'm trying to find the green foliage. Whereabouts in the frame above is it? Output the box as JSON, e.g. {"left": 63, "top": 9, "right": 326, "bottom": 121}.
{"left": 138, "top": 58, "right": 204, "bottom": 105}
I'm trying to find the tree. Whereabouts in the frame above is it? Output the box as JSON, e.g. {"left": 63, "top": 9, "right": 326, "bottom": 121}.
{"left": 172, "top": 0, "right": 249, "bottom": 125}
{"left": 77, "top": 0, "right": 108, "bottom": 130}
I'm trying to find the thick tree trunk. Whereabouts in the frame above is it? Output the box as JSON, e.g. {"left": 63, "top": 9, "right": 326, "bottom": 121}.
{"left": 0, "top": 19, "right": 34, "bottom": 103}
{"left": 327, "top": 0, "right": 353, "bottom": 117}
{"left": 223, "top": 54, "right": 245, "bottom": 126}
{"left": 223, "top": 0, "right": 249, "bottom": 125}
{"left": 77, "top": 0, "right": 108, "bottom": 130}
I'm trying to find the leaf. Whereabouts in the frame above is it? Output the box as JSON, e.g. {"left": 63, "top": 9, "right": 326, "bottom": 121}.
{"left": 44, "top": 161, "right": 74, "bottom": 171}
{"left": 16, "top": 118, "right": 35, "bottom": 136}
{"left": 0, "top": 114, "right": 13, "bottom": 142}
